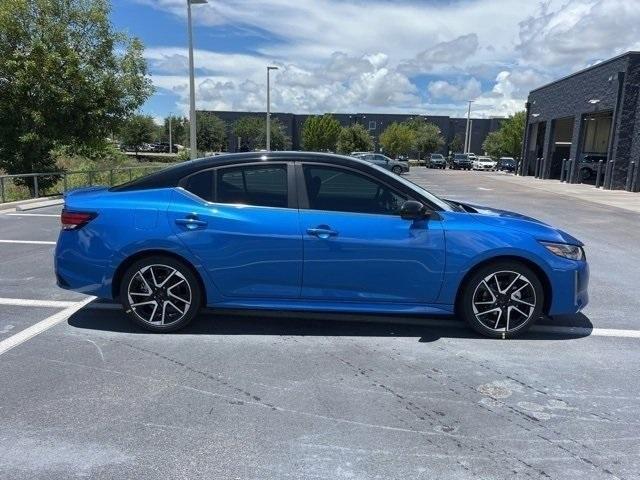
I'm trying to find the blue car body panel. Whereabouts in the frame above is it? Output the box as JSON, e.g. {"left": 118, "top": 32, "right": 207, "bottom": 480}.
{"left": 299, "top": 209, "right": 445, "bottom": 303}
{"left": 55, "top": 156, "right": 589, "bottom": 320}
{"left": 167, "top": 189, "right": 303, "bottom": 299}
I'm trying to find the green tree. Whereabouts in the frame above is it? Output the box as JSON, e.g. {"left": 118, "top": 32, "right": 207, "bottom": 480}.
{"left": 482, "top": 131, "right": 504, "bottom": 159}
{"left": 301, "top": 114, "right": 342, "bottom": 152}
{"left": 233, "top": 116, "right": 290, "bottom": 151}
{"left": 164, "top": 115, "right": 188, "bottom": 147}
{"left": 500, "top": 111, "right": 525, "bottom": 158}
{"left": 480, "top": 112, "right": 525, "bottom": 158}
{"left": 403, "top": 119, "right": 445, "bottom": 158}
{"left": 449, "top": 133, "right": 464, "bottom": 154}
{"left": 335, "top": 124, "right": 374, "bottom": 154}
{"left": 379, "top": 123, "right": 416, "bottom": 158}
{"left": 119, "top": 115, "right": 157, "bottom": 156}
{"left": 197, "top": 113, "right": 227, "bottom": 153}
{"left": 0, "top": 0, "right": 153, "bottom": 184}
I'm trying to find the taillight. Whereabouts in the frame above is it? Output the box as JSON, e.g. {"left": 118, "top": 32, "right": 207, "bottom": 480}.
{"left": 61, "top": 210, "right": 97, "bottom": 230}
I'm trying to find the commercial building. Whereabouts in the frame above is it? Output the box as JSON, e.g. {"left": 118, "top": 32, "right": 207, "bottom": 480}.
{"left": 521, "top": 51, "right": 640, "bottom": 191}
{"left": 199, "top": 110, "right": 503, "bottom": 157}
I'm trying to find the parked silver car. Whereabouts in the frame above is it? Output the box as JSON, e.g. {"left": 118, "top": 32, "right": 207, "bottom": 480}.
{"left": 352, "top": 153, "right": 410, "bottom": 174}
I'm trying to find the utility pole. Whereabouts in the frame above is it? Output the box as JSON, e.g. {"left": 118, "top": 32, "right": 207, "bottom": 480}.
{"left": 266, "top": 66, "right": 278, "bottom": 151}
{"left": 168, "top": 115, "right": 173, "bottom": 154}
{"left": 464, "top": 100, "right": 474, "bottom": 153}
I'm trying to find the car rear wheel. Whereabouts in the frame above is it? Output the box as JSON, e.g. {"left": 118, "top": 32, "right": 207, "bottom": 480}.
{"left": 120, "top": 255, "right": 202, "bottom": 332}
{"left": 458, "top": 261, "right": 544, "bottom": 338}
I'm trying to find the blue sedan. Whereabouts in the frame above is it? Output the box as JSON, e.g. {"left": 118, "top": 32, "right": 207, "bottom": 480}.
{"left": 55, "top": 152, "right": 589, "bottom": 338}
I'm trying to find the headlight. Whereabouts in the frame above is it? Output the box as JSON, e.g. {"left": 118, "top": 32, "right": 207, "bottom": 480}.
{"left": 540, "top": 241, "right": 584, "bottom": 260}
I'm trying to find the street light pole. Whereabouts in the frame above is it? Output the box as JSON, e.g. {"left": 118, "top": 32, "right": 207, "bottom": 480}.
{"left": 168, "top": 114, "right": 173, "bottom": 154}
{"left": 464, "top": 100, "right": 474, "bottom": 153}
{"left": 266, "top": 66, "right": 278, "bottom": 151}
{"left": 187, "top": 0, "right": 207, "bottom": 160}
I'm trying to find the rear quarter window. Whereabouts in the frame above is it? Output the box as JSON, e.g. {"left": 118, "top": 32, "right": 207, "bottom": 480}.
{"left": 182, "top": 170, "right": 214, "bottom": 202}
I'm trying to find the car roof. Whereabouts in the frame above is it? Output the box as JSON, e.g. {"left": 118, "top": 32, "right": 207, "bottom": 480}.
{"left": 112, "top": 151, "right": 380, "bottom": 191}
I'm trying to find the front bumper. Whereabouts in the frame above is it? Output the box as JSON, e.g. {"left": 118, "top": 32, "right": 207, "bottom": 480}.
{"left": 548, "top": 260, "right": 589, "bottom": 315}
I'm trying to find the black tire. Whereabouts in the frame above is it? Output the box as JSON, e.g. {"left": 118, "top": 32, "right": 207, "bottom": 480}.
{"left": 458, "top": 260, "right": 544, "bottom": 338}
{"left": 578, "top": 168, "right": 592, "bottom": 183}
{"left": 392, "top": 166, "right": 402, "bottom": 174}
{"left": 120, "top": 255, "right": 202, "bottom": 332}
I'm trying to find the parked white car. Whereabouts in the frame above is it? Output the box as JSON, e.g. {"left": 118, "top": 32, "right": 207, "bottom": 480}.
{"left": 473, "top": 156, "right": 497, "bottom": 171}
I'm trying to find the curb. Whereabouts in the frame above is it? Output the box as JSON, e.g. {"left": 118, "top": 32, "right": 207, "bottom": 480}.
{"left": 16, "top": 199, "right": 64, "bottom": 211}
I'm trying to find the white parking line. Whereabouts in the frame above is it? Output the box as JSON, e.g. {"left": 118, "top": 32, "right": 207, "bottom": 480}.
{"left": 5, "top": 213, "right": 59, "bottom": 217}
{"left": 0, "top": 239, "right": 56, "bottom": 245}
{"left": 0, "top": 298, "right": 78, "bottom": 308}
{"left": 533, "top": 325, "right": 640, "bottom": 339}
{"left": 0, "top": 297, "right": 95, "bottom": 356}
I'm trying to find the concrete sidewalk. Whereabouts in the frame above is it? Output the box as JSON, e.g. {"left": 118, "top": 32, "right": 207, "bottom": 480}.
{"left": 487, "top": 172, "right": 640, "bottom": 214}
{"left": 0, "top": 196, "right": 62, "bottom": 214}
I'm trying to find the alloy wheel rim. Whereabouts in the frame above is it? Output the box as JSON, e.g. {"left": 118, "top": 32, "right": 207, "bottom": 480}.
{"left": 471, "top": 270, "right": 536, "bottom": 333}
{"left": 127, "top": 264, "right": 192, "bottom": 326}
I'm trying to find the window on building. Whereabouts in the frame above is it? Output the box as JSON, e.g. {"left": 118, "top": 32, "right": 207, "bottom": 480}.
{"left": 217, "top": 164, "right": 288, "bottom": 208}
{"left": 582, "top": 114, "right": 612, "bottom": 154}
{"left": 368, "top": 120, "right": 377, "bottom": 131}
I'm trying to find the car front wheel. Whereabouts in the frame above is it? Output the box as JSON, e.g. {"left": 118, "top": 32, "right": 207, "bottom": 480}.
{"left": 392, "top": 166, "right": 403, "bottom": 174}
{"left": 458, "top": 261, "right": 544, "bottom": 338}
{"left": 120, "top": 255, "right": 202, "bottom": 332}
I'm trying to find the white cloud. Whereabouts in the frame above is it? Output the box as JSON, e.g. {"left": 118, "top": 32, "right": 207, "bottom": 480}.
{"left": 137, "top": 0, "right": 640, "bottom": 117}
{"left": 517, "top": 0, "right": 640, "bottom": 68}
{"left": 427, "top": 78, "right": 482, "bottom": 102}
{"left": 399, "top": 35, "right": 480, "bottom": 75}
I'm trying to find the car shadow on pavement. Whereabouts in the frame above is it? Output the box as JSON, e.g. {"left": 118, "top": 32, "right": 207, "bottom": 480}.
{"left": 67, "top": 305, "right": 594, "bottom": 342}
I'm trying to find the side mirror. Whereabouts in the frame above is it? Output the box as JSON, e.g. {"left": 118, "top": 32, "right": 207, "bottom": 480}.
{"left": 399, "top": 200, "right": 429, "bottom": 221}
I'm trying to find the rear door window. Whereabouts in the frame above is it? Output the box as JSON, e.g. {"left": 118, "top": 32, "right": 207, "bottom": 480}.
{"left": 216, "top": 164, "right": 288, "bottom": 208}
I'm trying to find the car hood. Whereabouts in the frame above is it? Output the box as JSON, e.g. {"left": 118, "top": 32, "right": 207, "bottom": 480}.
{"left": 445, "top": 200, "right": 583, "bottom": 246}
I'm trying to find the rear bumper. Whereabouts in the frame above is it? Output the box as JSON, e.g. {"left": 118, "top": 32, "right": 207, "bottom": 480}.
{"left": 55, "top": 232, "right": 113, "bottom": 298}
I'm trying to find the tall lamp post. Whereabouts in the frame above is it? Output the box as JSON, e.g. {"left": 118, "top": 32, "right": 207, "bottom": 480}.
{"left": 266, "top": 66, "right": 279, "bottom": 151}
{"left": 464, "top": 100, "right": 474, "bottom": 153}
{"left": 168, "top": 114, "right": 173, "bottom": 154}
{"left": 187, "top": 0, "right": 207, "bottom": 160}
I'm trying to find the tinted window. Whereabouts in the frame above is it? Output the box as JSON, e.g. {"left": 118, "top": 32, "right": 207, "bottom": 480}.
{"left": 183, "top": 170, "right": 214, "bottom": 202}
{"left": 217, "top": 165, "right": 288, "bottom": 208}
{"left": 303, "top": 165, "right": 406, "bottom": 215}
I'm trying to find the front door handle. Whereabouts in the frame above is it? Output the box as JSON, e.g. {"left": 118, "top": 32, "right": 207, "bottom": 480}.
{"left": 175, "top": 215, "right": 207, "bottom": 230}
{"left": 307, "top": 227, "right": 338, "bottom": 239}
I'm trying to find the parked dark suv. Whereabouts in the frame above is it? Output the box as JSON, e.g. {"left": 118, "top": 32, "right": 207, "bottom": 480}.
{"left": 449, "top": 153, "right": 473, "bottom": 170}
{"left": 427, "top": 154, "right": 446, "bottom": 169}
{"left": 498, "top": 157, "right": 516, "bottom": 172}
{"left": 578, "top": 154, "right": 607, "bottom": 183}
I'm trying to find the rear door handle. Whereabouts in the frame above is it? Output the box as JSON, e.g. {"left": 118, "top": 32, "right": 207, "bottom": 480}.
{"left": 175, "top": 215, "right": 207, "bottom": 229}
{"left": 307, "top": 227, "right": 338, "bottom": 239}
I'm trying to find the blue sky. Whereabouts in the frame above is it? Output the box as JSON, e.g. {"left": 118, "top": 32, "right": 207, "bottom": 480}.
{"left": 111, "top": 0, "right": 640, "bottom": 121}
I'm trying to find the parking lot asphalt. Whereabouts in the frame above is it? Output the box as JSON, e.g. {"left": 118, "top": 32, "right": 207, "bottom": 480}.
{"left": 0, "top": 169, "right": 639, "bottom": 480}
